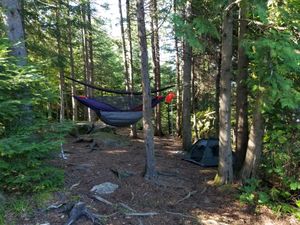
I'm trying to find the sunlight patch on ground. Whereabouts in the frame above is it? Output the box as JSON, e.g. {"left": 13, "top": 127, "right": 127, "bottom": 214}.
{"left": 103, "top": 149, "right": 128, "bottom": 154}
{"left": 165, "top": 150, "right": 184, "bottom": 155}
{"left": 134, "top": 139, "right": 145, "bottom": 143}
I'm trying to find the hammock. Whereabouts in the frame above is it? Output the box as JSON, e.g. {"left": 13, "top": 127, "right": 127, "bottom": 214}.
{"left": 68, "top": 77, "right": 175, "bottom": 127}
{"left": 74, "top": 95, "right": 165, "bottom": 127}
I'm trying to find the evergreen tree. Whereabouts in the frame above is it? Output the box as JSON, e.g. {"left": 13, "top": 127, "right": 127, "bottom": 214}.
{"left": 137, "top": 0, "right": 157, "bottom": 180}
{"left": 235, "top": 0, "right": 249, "bottom": 173}
{"left": 217, "top": 0, "right": 234, "bottom": 184}
{"left": 182, "top": 0, "right": 192, "bottom": 151}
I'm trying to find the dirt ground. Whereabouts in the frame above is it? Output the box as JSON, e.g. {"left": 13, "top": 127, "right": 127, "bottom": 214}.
{"left": 13, "top": 126, "right": 298, "bottom": 225}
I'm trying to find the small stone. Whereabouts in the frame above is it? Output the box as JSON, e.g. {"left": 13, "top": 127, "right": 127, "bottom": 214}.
{"left": 90, "top": 182, "right": 119, "bottom": 195}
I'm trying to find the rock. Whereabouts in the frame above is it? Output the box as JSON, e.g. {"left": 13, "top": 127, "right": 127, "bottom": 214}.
{"left": 69, "top": 122, "right": 94, "bottom": 137}
{"left": 90, "top": 182, "right": 119, "bottom": 195}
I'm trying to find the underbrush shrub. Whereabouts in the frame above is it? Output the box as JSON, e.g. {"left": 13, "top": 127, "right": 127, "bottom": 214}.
{"left": 240, "top": 109, "right": 300, "bottom": 219}
{"left": 0, "top": 121, "right": 73, "bottom": 193}
{"left": 0, "top": 38, "right": 73, "bottom": 193}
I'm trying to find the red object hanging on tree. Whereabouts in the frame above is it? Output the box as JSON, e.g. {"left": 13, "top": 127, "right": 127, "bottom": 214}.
{"left": 165, "top": 92, "right": 176, "bottom": 104}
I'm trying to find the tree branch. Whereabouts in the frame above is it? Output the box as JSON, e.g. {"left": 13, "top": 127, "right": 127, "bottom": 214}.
{"left": 224, "top": 0, "right": 242, "bottom": 12}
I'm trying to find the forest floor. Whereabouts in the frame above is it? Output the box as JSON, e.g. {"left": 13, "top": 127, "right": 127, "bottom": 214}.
{"left": 7, "top": 124, "right": 298, "bottom": 225}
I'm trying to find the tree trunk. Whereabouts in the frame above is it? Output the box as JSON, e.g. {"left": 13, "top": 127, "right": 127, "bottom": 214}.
{"left": 192, "top": 56, "right": 199, "bottom": 141}
{"left": 67, "top": 2, "right": 77, "bottom": 121}
{"left": 167, "top": 103, "right": 171, "bottom": 134}
{"left": 1, "top": 0, "right": 27, "bottom": 66}
{"left": 235, "top": 0, "right": 249, "bottom": 172}
{"left": 137, "top": 0, "right": 157, "bottom": 180}
{"left": 150, "top": 0, "right": 163, "bottom": 136}
{"left": 182, "top": 0, "right": 192, "bottom": 151}
{"left": 240, "top": 96, "right": 264, "bottom": 180}
{"left": 82, "top": 3, "right": 92, "bottom": 121}
{"left": 55, "top": 0, "right": 65, "bottom": 122}
{"left": 174, "top": 0, "right": 182, "bottom": 137}
{"left": 119, "top": 0, "right": 130, "bottom": 91}
{"left": 216, "top": 2, "right": 234, "bottom": 184}
{"left": 87, "top": 0, "right": 95, "bottom": 121}
{"left": 2, "top": 0, "right": 32, "bottom": 124}
{"left": 81, "top": 4, "right": 88, "bottom": 120}
{"left": 215, "top": 50, "right": 221, "bottom": 137}
{"left": 126, "top": 0, "right": 138, "bottom": 138}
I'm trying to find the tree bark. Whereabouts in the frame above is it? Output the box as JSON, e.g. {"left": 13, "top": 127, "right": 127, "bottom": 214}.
{"left": 81, "top": 4, "right": 88, "bottom": 120}
{"left": 182, "top": 0, "right": 192, "bottom": 151}
{"left": 235, "top": 0, "right": 249, "bottom": 172}
{"left": 1, "top": 0, "right": 32, "bottom": 124}
{"left": 119, "top": 0, "right": 130, "bottom": 91}
{"left": 174, "top": 0, "right": 182, "bottom": 137}
{"left": 216, "top": 1, "right": 234, "bottom": 184}
{"left": 192, "top": 56, "right": 199, "bottom": 141}
{"left": 215, "top": 50, "right": 221, "bottom": 137}
{"left": 126, "top": 0, "right": 138, "bottom": 138}
{"left": 1, "top": 0, "right": 27, "bottom": 66}
{"left": 137, "top": 0, "right": 157, "bottom": 180}
{"left": 55, "top": 0, "right": 65, "bottom": 122}
{"left": 240, "top": 97, "right": 264, "bottom": 180}
{"left": 81, "top": 3, "right": 93, "bottom": 121}
{"left": 87, "top": 0, "right": 95, "bottom": 121}
{"left": 67, "top": 1, "right": 77, "bottom": 121}
{"left": 150, "top": 0, "right": 163, "bottom": 136}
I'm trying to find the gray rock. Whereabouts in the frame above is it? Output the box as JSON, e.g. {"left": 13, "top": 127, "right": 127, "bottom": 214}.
{"left": 90, "top": 182, "right": 119, "bottom": 195}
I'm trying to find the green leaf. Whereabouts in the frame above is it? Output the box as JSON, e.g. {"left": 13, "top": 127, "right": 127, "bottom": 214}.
{"left": 258, "top": 192, "right": 270, "bottom": 204}
{"left": 290, "top": 182, "right": 300, "bottom": 191}
{"left": 278, "top": 136, "right": 287, "bottom": 144}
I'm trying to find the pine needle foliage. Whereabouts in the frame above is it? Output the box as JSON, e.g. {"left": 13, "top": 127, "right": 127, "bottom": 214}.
{"left": 0, "top": 38, "right": 73, "bottom": 193}
{"left": 239, "top": 0, "right": 300, "bottom": 218}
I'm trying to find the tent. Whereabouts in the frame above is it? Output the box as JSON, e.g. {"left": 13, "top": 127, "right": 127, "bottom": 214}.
{"left": 183, "top": 138, "right": 236, "bottom": 167}
{"left": 183, "top": 138, "right": 219, "bottom": 167}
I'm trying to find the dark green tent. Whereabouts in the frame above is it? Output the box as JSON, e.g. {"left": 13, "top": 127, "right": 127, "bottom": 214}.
{"left": 183, "top": 138, "right": 219, "bottom": 167}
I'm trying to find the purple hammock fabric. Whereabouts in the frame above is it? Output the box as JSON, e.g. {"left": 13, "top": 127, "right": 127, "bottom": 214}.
{"left": 73, "top": 95, "right": 164, "bottom": 127}
{"left": 74, "top": 96, "right": 120, "bottom": 111}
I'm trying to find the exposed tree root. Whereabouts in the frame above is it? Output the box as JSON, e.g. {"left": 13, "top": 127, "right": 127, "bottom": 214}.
{"left": 174, "top": 190, "right": 197, "bottom": 205}
{"left": 92, "top": 195, "right": 159, "bottom": 217}
{"left": 165, "top": 211, "right": 197, "bottom": 219}
{"left": 64, "top": 202, "right": 102, "bottom": 225}
{"left": 89, "top": 140, "right": 100, "bottom": 152}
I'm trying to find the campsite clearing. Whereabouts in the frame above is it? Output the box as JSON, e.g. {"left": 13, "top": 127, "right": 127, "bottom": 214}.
{"left": 4, "top": 127, "right": 297, "bottom": 225}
